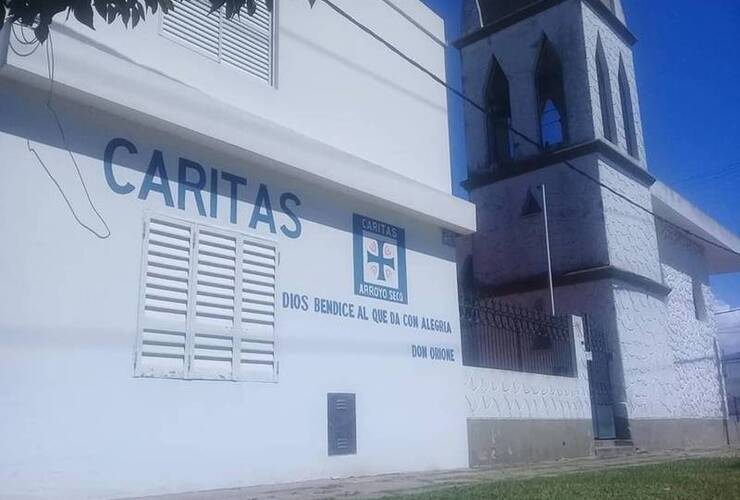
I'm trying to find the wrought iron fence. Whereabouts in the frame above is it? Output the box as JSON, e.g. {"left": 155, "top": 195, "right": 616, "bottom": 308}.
{"left": 459, "top": 295, "right": 575, "bottom": 377}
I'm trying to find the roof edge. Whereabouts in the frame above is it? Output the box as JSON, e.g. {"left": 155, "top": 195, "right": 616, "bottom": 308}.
{"left": 652, "top": 181, "right": 740, "bottom": 274}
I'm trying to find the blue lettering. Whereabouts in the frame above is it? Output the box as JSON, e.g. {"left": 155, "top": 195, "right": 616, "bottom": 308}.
{"left": 138, "top": 150, "right": 174, "bottom": 207}
{"left": 279, "top": 192, "right": 302, "bottom": 239}
{"left": 103, "top": 138, "right": 136, "bottom": 195}
{"left": 177, "top": 158, "right": 207, "bottom": 216}
{"left": 209, "top": 168, "right": 218, "bottom": 218}
{"left": 249, "top": 183, "right": 276, "bottom": 233}
{"left": 221, "top": 171, "right": 247, "bottom": 224}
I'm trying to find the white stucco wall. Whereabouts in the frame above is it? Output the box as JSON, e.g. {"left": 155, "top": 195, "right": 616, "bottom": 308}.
{"left": 0, "top": 78, "right": 468, "bottom": 499}
{"left": 612, "top": 222, "right": 723, "bottom": 420}
{"left": 3, "top": 1, "right": 451, "bottom": 192}
{"left": 0, "top": 1, "right": 480, "bottom": 238}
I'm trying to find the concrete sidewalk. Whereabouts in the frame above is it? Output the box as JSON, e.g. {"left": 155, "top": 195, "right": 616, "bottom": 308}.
{"left": 123, "top": 449, "right": 737, "bottom": 500}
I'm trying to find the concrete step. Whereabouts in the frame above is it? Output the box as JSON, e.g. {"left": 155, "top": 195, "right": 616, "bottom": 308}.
{"left": 594, "top": 439, "right": 636, "bottom": 459}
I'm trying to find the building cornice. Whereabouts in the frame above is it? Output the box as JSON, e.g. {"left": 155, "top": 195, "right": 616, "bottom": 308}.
{"left": 479, "top": 265, "right": 671, "bottom": 298}
{"left": 462, "top": 138, "right": 655, "bottom": 191}
{"left": 0, "top": 25, "right": 477, "bottom": 235}
{"left": 453, "top": 0, "right": 637, "bottom": 49}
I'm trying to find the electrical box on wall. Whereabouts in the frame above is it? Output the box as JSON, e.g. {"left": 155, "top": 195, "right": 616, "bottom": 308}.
{"left": 328, "top": 393, "right": 357, "bottom": 456}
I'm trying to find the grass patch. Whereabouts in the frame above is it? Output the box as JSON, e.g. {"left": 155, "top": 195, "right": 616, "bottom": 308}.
{"left": 384, "top": 458, "right": 740, "bottom": 500}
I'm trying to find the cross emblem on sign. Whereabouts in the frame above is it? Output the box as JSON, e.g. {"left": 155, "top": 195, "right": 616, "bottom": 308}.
{"left": 367, "top": 239, "right": 395, "bottom": 282}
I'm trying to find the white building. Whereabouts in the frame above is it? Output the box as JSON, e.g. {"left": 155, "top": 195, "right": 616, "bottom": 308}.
{"left": 457, "top": 0, "right": 740, "bottom": 462}
{"left": 2, "top": 1, "right": 739, "bottom": 498}
{"left": 0, "top": 2, "right": 477, "bottom": 498}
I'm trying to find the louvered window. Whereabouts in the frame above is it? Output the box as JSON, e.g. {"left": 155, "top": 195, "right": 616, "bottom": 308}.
{"left": 161, "top": 0, "right": 275, "bottom": 85}
{"left": 135, "top": 215, "right": 278, "bottom": 381}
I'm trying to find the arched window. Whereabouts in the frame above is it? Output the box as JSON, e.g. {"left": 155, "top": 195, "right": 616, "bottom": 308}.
{"left": 536, "top": 37, "right": 568, "bottom": 148}
{"left": 596, "top": 37, "right": 616, "bottom": 143}
{"left": 486, "top": 56, "right": 512, "bottom": 165}
{"left": 618, "top": 58, "right": 639, "bottom": 158}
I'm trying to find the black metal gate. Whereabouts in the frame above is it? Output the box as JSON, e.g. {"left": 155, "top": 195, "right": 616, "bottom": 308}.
{"left": 459, "top": 296, "right": 576, "bottom": 377}
{"left": 584, "top": 317, "right": 616, "bottom": 440}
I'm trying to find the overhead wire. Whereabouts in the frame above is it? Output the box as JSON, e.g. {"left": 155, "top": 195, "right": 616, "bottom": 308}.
{"left": 316, "top": 0, "right": 740, "bottom": 259}
{"left": 379, "top": 0, "right": 447, "bottom": 48}
{"left": 10, "top": 24, "right": 111, "bottom": 239}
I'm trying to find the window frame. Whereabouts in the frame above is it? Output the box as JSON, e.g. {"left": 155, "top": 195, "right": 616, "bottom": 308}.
{"left": 485, "top": 55, "right": 513, "bottom": 166}
{"left": 618, "top": 57, "right": 639, "bottom": 159}
{"left": 535, "top": 37, "right": 569, "bottom": 149}
{"left": 595, "top": 37, "right": 617, "bottom": 144}
{"left": 158, "top": 0, "right": 278, "bottom": 87}
{"left": 134, "top": 212, "right": 280, "bottom": 383}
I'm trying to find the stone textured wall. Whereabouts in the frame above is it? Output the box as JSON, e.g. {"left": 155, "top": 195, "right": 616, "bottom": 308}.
{"left": 459, "top": 0, "right": 726, "bottom": 434}
{"left": 461, "top": 0, "right": 626, "bottom": 44}
{"left": 598, "top": 160, "right": 662, "bottom": 282}
{"left": 464, "top": 316, "right": 593, "bottom": 420}
{"left": 581, "top": 4, "right": 661, "bottom": 282}
{"left": 580, "top": 2, "right": 647, "bottom": 163}
{"left": 461, "top": 0, "right": 591, "bottom": 174}
{"left": 461, "top": 0, "right": 661, "bottom": 288}
{"left": 611, "top": 222, "right": 724, "bottom": 421}
{"left": 470, "top": 162, "right": 611, "bottom": 286}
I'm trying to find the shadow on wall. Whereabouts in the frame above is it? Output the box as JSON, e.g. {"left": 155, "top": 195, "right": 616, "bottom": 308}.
{"left": 0, "top": 79, "right": 453, "bottom": 262}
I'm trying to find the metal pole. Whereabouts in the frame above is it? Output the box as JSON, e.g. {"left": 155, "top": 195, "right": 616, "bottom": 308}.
{"left": 539, "top": 184, "right": 555, "bottom": 316}
{"left": 714, "top": 339, "right": 731, "bottom": 446}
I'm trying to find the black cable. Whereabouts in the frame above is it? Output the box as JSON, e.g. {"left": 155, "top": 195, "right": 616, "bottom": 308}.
{"left": 10, "top": 24, "right": 41, "bottom": 57}
{"left": 16, "top": 26, "right": 112, "bottom": 239}
{"left": 379, "top": 0, "right": 447, "bottom": 48}
{"left": 316, "top": 0, "right": 740, "bottom": 259}
{"left": 319, "top": 0, "right": 488, "bottom": 116}
{"left": 675, "top": 162, "right": 740, "bottom": 187}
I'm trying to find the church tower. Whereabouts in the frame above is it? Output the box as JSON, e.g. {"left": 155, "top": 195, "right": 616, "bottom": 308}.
{"left": 457, "top": 0, "right": 666, "bottom": 440}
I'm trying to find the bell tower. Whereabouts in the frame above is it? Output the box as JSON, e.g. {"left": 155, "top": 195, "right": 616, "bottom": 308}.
{"left": 457, "top": 0, "right": 668, "bottom": 440}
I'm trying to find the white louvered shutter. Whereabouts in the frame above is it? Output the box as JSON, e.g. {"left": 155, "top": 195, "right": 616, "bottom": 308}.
{"left": 136, "top": 217, "right": 193, "bottom": 378}
{"left": 239, "top": 237, "right": 277, "bottom": 380}
{"left": 161, "top": 0, "right": 275, "bottom": 85}
{"left": 191, "top": 228, "right": 239, "bottom": 379}
{"left": 161, "top": 0, "right": 220, "bottom": 60}
{"left": 136, "top": 215, "right": 278, "bottom": 381}
{"left": 221, "top": 4, "right": 273, "bottom": 83}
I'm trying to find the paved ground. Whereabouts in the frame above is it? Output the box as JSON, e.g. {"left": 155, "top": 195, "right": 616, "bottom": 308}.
{"left": 124, "top": 449, "right": 737, "bottom": 500}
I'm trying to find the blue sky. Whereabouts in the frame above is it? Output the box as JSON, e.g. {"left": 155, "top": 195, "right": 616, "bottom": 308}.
{"left": 422, "top": 0, "right": 740, "bottom": 307}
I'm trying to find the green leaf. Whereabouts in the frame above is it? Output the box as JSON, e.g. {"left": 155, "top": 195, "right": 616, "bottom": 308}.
{"left": 73, "top": 0, "right": 95, "bottom": 28}
{"left": 159, "top": 0, "right": 174, "bottom": 14}
{"left": 209, "top": 0, "right": 226, "bottom": 14}
{"left": 34, "top": 22, "right": 49, "bottom": 42}
{"left": 106, "top": 6, "right": 118, "bottom": 23}
{"left": 144, "top": 0, "right": 157, "bottom": 15}
{"left": 119, "top": 2, "right": 130, "bottom": 25}
{"left": 0, "top": 5, "right": 6, "bottom": 30}
{"left": 93, "top": 0, "right": 107, "bottom": 18}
